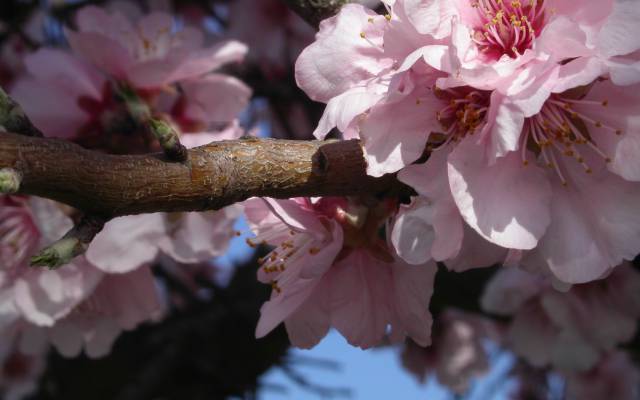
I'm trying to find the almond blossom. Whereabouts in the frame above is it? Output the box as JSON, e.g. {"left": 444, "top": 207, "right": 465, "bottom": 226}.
{"left": 0, "top": 332, "right": 45, "bottom": 400}
{"left": 86, "top": 207, "right": 242, "bottom": 274}
{"left": 228, "top": 0, "right": 315, "bottom": 78}
{"left": 8, "top": 4, "right": 247, "bottom": 286}
{"left": 244, "top": 196, "right": 437, "bottom": 349}
{"left": 11, "top": 4, "right": 251, "bottom": 143}
{"left": 19, "top": 265, "right": 162, "bottom": 359}
{"left": 0, "top": 196, "right": 162, "bottom": 358}
{"left": 10, "top": 53, "right": 244, "bottom": 290}
{"left": 481, "top": 264, "right": 640, "bottom": 372}
{"left": 65, "top": 5, "right": 247, "bottom": 91}
{"left": 400, "top": 309, "right": 501, "bottom": 394}
{"left": 564, "top": 351, "right": 640, "bottom": 400}
{"left": 296, "top": 1, "right": 640, "bottom": 283}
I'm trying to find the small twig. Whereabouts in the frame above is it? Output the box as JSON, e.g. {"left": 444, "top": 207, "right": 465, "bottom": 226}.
{"left": 119, "top": 84, "right": 188, "bottom": 162}
{"left": 148, "top": 118, "right": 188, "bottom": 162}
{"left": 31, "top": 214, "right": 107, "bottom": 269}
{"left": 0, "top": 87, "right": 43, "bottom": 137}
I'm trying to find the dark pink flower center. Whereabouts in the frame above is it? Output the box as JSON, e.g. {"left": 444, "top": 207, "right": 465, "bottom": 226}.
{"left": 0, "top": 197, "right": 39, "bottom": 274}
{"left": 252, "top": 197, "right": 396, "bottom": 285}
{"left": 521, "top": 90, "right": 620, "bottom": 185}
{"left": 428, "top": 86, "right": 492, "bottom": 149}
{"left": 469, "top": 0, "right": 548, "bottom": 60}
{"left": 3, "top": 352, "right": 33, "bottom": 380}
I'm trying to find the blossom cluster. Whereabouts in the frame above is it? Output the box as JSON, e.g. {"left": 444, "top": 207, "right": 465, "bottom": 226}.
{"left": 1, "top": 2, "right": 248, "bottom": 370}
{"left": 1, "top": 0, "right": 640, "bottom": 397}
{"left": 245, "top": 0, "right": 640, "bottom": 352}
{"left": 299, "top": 0, "right": 640, "bottom": 285}
{"left": 267, "top": 0, "right": 640, "bottom": 394}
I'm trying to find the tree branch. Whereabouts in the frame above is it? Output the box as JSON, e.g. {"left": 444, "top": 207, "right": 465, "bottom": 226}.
{"left": 279, "top": 0, "right": 352, "bottom": 28}
{"left": 0, "top": 132, "right": 407, "bottom": 217}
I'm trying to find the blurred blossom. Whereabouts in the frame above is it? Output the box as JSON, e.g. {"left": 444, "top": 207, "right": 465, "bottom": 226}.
{"left": 481, "top": 264, "right": 640, "bottom": 372}
{"left": 400, "top": 309, "right": 502, "bottom": 394}
{"left": 228, "top": 0, "right": 315, "bottom": 78}
{"left": 87, "top": 207, "right": 242, "bottom": 274}
{"left": 12, "top": 4, "right": 251, "bottom": 148}
{"left": 564, "top": 351, "right": 640, "bottom": 400}
{"left": 65, "top": 5, "right": 246, "bottom": 89}
{"left": 0, "top": 196, "right": 162, "bottom": 358}
{"left": 0, "top": 333, "right": 45, "bottom": 400}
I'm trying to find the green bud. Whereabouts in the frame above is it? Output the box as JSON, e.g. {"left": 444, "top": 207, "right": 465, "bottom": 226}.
{"left": 149, "top": 119, "right": 178, "bottom": 148}
{"left": 148, "top": 118, "right": 188, "bottom": 162}
{"left": 31, "top": 237, "right": 83, "bottom": 269}
{"left": 0, "top": 168, "right": 21, "bottom": 194}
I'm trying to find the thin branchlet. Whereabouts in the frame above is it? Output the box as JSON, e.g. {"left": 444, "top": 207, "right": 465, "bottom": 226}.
{"left": 31, "top": 214, "right": 107, "bottom": 269}
{"left": 148, "top": 118, "right": 189, "bottom": 163}
{"left": 119, "top": 84, "right": 188, "bottom": 162}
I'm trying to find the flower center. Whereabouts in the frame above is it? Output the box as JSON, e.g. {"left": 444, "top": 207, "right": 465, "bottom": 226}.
{"left": 250, "top": 197, "right": 397, "bottom": 286}
{"left": 521, "top": 92, "right": 619, "bottom": 185}
{"left": 469, "top": 0, "right": 547, "bottom": 60}
{"left": 0, "top": 197, "right": 39, "bottom": 273}
{"left": 428, "top": 86, "right": 491, "bottom": 150}
{"left": 253, "top": 230, "right": 317, "bottom": 279}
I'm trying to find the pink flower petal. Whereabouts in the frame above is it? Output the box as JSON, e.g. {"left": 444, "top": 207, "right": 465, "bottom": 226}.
{"left": 597, "top": 0, "right": 640, "bottom": 57}
{"left": 448, "top": 138, "right": 552, "bottom": 250}
{"left": 528, "top": 159, "right": 640, "bottom": 284}
{"left": 181, "top": 74, "right": 251, "bottom": 123}
{"left": 295, "top": 4, "right": 391, "bottom": 102}
{"left": 263, "top": 198, "right": 326, "bottom": 235}
{"left": 402, "top": 0, "right": 457, "bottom": 38}
{"left": 361, "top": 89, "right": 440, "bottom": 176}
{"left": 86, "top": 214, "right": 167, "bottom": 273}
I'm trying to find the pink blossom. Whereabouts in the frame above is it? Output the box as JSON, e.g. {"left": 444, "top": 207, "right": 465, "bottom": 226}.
{"left": 391, "top": 148, "right": 508, "bottom": 270}
{"left": 176, "top": 74, "right": 251, "bottom": 126}
{"left": 12, "top": 5, "right": 251, "bottom": 141}
{"left": 400, "top": 310, "right": 501, "bottom": 394}
{"left": 10, "top": 49, "right": 107, "bottom": 139}
{"left": 501, "top": 79, "right": 640, "bottom": 283}
{"left": 296, "top": 3, "right": 552, "bottom": 250}
{"left": 481, "top": 264, "right": 640, "bottom": 371}
{"left": 0, "top": 332, "right": 45, "bottom": 400}
{"left": 228, "top": 0, "right": 315, "bottom": 78}
{"left": 86, "top": 206, "right": 241, "bottom": 273}
{"left": 66, "top": 6, "right": 247, "bottom": 89}
{"left": 564, "top": 351, "right": 640, "bottom": 400}
{"left": 0, "top": 196, "right": 163, "bottom": 358}
{"left": 404, "top": 0, "right": 640, "bottom": 100}
{"left": 244, "top": 197, "right": 436, "bottom": 349}
{"left": 0, "top": 196, "right": 102, "bottom": 329}
{"left": 296, "top": 1, "right": 640, "bottom": 283}
{"left": 422, "top": 76, "right": 640, "bottom": 283}
{"left": 34, "top": 266, "right": 162, "bottom": 358}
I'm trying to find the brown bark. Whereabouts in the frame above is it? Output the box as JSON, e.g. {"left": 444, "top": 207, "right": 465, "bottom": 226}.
{"left": 0, "top": 131, "right": 407, "bottom": 217}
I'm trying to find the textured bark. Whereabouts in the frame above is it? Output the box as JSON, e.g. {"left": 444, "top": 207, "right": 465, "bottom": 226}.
{"left": 0, "top": 132, "right": 407, "bottom": 217}
{"left": 280, "top": 0, "right": 351, "bottom": 27}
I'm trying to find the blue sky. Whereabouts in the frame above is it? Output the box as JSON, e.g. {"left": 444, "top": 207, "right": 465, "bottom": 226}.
{"left": 217, "top": 217, "right": 517, "bottom": 400}
{"left": 258, "top": 331, "right": 516, "bottom": 400}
